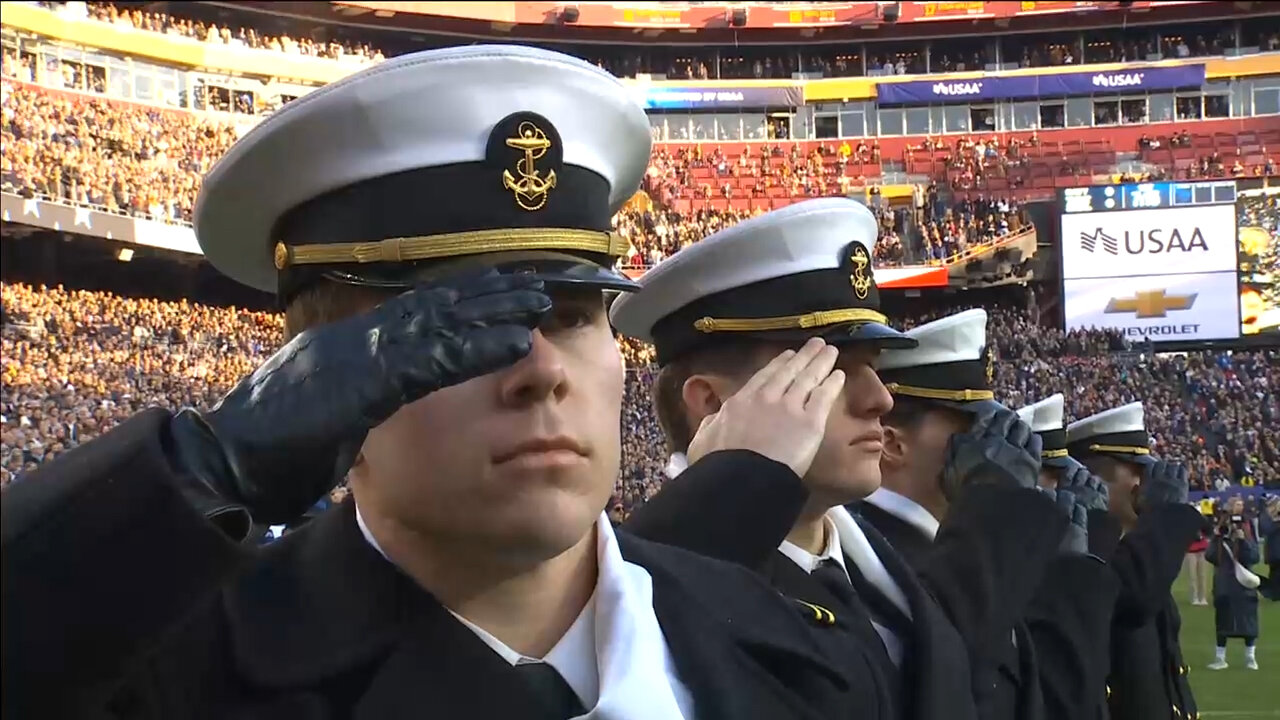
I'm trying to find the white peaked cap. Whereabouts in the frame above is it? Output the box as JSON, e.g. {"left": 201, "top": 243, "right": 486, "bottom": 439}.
{"left": 877, "top": 308, "right": 989, "bottom": 370}
{"left": 1066, "top": 401, "right": 1156, "bottom": 464}
{"left": 1017, "top": 393, "right": 1065, "bottom": 434}
{"left": 1066, "top": 401, "right": 1147, "bottom": 440}
{"left": 609, "top": 197, "right": 914, "bottom": 365}
{"left": 1018, "top": 393, "right": 1072, "bottom": 466}
{"left": 194, "top": 44, "right": 653, "bottom": 295}
{"left": 875, "top": 309, "right": 1001, "bottom": 413}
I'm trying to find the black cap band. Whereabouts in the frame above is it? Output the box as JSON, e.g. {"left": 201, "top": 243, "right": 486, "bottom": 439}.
{"left": 271, "top": 112, "right": 617, "bottom": 302}
{"left": 1068, "top": 429, "right": 1151, "bottom": 458}
{"left": 878, "top": 345, "right": 995, "bottom": 403}
{"left": 1039, "top": 427, "right": 1067, "bottom": 457}
{"left": 649, "top": 241, "right": 900, "bottom": 365}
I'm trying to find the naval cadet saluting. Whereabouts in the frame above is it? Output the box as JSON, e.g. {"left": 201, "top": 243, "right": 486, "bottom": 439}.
{"left": 2, "top": 46, "right": 862, "bottom": 720}
{"left": 1013, "top": 393, "right": 1124, "bottom": 720}
{"left": 860, "top": 311, "right": 1081, "bottom": 720}
{"left": 1066, "top": 402, "right": 1201, "bottom": 720}
{"left": 612, "top": 198, "right": 1061, "bottom": 720}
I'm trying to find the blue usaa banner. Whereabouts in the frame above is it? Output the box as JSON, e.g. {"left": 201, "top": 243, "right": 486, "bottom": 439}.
{"left": 877, "top": 64, "right": 1206, "bottom": 104}
{"left": 638, "top": 85, "right": 804, "bottom": 110}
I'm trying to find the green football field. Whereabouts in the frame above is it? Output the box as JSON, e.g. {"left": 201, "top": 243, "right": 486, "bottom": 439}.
{"left": 1173, "top": 563, "right": 1278, "bottom": 718}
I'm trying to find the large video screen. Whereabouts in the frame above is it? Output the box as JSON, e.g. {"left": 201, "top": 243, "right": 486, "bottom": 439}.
{"left": 1059, "top": 180, "right": 1241, "bottom": 343}
{"left": 1236, "top": 187, "right": 1279, "bottom": 337}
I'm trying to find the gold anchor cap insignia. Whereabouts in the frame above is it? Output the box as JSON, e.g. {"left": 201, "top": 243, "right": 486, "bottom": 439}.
{"left": 985, "top": 346, "right": 995, "bottom": 384}
{"left": 849, "top": 243, "right": 873, "bottom": 300}
{"left": 489, "top": 113, "right": 562, "bottom": 212}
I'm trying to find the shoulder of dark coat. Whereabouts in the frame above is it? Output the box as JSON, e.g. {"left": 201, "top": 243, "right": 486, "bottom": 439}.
{"left": 617, "top": 530, "right": 833, "bottom": 631}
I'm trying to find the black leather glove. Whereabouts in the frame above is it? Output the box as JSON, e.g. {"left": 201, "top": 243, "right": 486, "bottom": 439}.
{"left": 1137, "top": 459, "right": 1190, "bottom": 513}
{"left": 940, "top": 408, "right": 1042, "bottom": 500}
{"left": 1055, "top": 489, "right": 1089, "bottom": 555}
{"left": 1058, "top": 457, "right": 1110, "bottom": 513}
{"left": 167, "top": 271, "right": 550, "bottom": 528}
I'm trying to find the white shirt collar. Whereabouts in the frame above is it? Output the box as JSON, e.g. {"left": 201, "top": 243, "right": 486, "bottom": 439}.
{"left": 664, "top": 452, "right": 688, "bottom": 479}
{"left": 864, "top": 487, "right": 941, "bottom": 540}
{"left": 777, "top": 507, "right": 911, "bottom": 667}
{"left": 355, "top": 504, "right": 693, "bottom": 719}
{"left": 778, "top": 515, "right": 848, "bottom": 577}
{"left": 357, "top": 504, "right": 600, "bottom": 707}
{"left": 449, "top": 592, "right": 600, "bottom": 708}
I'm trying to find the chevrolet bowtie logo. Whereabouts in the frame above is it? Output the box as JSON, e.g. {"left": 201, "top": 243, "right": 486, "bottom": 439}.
{"left": 1104, "top": 290, "right": 1198, "bottom": 319}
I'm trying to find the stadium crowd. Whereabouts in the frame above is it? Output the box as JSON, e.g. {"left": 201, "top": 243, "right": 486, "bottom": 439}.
{"left": 1, "top": 74, "right": 1035, "bottom": 267}
{"left": 33, "top": 1, "right": 1279, "bottom": 82}
{"left": 76, "top": 2, "right": 385, "bottom": 65}
{"left": 3, "top": 3, "right": 1277, "bottom": 518}
{"left": 4, "top": 282, "right": 1276, "bottom": 517}
{"left": 0, "top": 81, "right": 238, "bottom": 224}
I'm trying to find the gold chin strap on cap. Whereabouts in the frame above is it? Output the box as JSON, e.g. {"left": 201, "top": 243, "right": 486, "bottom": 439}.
{"left": 1088, "top": 444, "right": 1151, "bottom": 455}
{"left": 693, "top": 308, "right": 887, "bottom": 333}
{"left": 1042, "top": 448, "right": 1069, "bottom": 459}
{"left": 882, "top": 384, "right": 995, "bottom": 402}
{"left": 274, "top": 228, "right": 628, "bottom": 270}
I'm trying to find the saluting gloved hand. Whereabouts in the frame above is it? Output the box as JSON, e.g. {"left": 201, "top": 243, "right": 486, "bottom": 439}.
{"left": 1058, "top": 457, "right": 1110, "bottom": 513}
{"left": 167, "top": 272, "right": 550, "bottom": 531}
{"left": 940, "top": 408, "right": 1042, "bottom": 500}
{"left": 1054, "top": 489, "right": 1089, "bottom": 555}
{"left": 1137, "top": 459, "right": 1190, "bottom": 513}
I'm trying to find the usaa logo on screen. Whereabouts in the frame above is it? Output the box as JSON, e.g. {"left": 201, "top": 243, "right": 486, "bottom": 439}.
{"left": 1079, "top": 227, "right": 1209, "bottom": 255}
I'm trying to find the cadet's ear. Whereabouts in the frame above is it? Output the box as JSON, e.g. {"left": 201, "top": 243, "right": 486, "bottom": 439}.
{"left": 680, "top": 373, "right": 727, "bottom": 428}
{"left": 880, "top": 422, "right": 911, "bottom": 471}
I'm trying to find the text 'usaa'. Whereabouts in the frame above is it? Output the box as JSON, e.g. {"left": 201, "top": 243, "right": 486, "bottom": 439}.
{"left": 1121, "top": 227, "right": 1209, "bottom": 254}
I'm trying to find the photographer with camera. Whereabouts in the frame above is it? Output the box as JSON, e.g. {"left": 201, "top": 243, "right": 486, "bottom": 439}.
{"left": 1206, "top": 496, "right": 1262, "bottom": 670}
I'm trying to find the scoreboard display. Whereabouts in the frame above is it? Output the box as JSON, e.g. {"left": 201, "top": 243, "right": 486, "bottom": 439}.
{"left": 1061, "top": 180, "right": 1238, "bottom": 215}
{"left": 1058, "top": 180, "right": 1243, "bottom": 344}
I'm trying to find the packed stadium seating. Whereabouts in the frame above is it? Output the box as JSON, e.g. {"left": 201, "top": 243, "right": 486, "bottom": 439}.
{"left": 4, "top": 281, "right": 1277, "bottom": 512}
{"left": 0, "top": 76, "right": 1038, "bottom": 269}
{"left": 2, "top": 1, "right": 1279, "bottom": 512}
{"left": 6, "top": 74, "right": 1274, "bottom": 271}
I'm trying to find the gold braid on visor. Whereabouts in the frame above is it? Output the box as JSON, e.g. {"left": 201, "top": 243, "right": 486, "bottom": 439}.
{"left": 693, "top": 308, "right": 888, "bottom": 334}
{"left": 1088, "top": 444, "right": 1151, "bottom": 455}
{"left": 882, "top": 385, "right": 995, "bottom": 402}
{"left": 274, "top": 228, "right": 628, "bottom": 270}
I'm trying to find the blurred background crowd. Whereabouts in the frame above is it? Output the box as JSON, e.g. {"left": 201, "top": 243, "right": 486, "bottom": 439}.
{"left": 43, "top": 1, "right": 1276, "bottom": 82}
{"left": 2, "top": 1, "right": 1278, "bottom": 526}
{"left": 0, "top": 76, "right": 1032, "bottom": 269}
{"left": 5, "top": 282, "right": 1276, "bottom": 519}
{"left": 1, "top": 71, "right": 1036, "bottom": 270}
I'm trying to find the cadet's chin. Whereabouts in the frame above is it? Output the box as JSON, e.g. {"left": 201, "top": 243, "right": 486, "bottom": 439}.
{"left": 813, "top": 460, "right": 883, "bottom": 505}
{"left": 482, "top": 478, "right": 612, "bottom": 557}
{"left": 846, "top": 460, "right": 885, "bottom": 502}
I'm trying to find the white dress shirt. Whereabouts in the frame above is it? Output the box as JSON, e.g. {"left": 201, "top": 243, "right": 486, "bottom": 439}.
{"left": 780, "top": 514, "right": 907, "bottom": 666}
{"left": 356, "top": 506, "right": 695, "bottom": 719}
{"left": 666, "top": 453, "right": 912, "bottom": 665}
{"left": 863, "top": 487, "right": 940, "bottom": 541}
